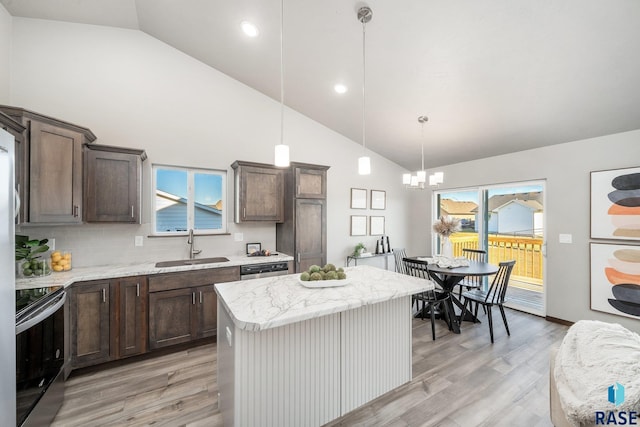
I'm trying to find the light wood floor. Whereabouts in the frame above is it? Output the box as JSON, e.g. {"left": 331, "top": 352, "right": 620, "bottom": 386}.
{"left": 52, "top": 309, "right": 568, "bottom": 427}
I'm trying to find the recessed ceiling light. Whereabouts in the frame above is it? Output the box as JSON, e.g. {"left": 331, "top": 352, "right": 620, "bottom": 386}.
{"left": 334, "top": 84, "right": 348, "bottom": 94}
{"left": 241, "top": 21, "right": 259, "bottom": 37}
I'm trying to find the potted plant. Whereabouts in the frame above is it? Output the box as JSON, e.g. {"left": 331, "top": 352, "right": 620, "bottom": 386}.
{"left": 15, "top": 235, "right": 51, "bottom": 277}
{"left": 353, "top": 242, "right": 367, "bottom": 257}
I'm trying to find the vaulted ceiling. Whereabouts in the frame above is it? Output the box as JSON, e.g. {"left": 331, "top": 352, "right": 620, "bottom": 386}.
{"left": 3, "top": 0, "right": 640, "bottom": 170}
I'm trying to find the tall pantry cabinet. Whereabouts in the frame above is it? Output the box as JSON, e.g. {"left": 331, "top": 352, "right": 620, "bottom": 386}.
{"left": 276, "top": 163, "right": 329, "bottom": 273}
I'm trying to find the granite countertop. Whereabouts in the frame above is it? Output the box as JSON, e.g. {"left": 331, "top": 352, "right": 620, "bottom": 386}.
{"left": 215, "top": 265, "right": 434, "bottom": 331}
{"left": 15, "top": 253, "right": 294, "bottom": 290}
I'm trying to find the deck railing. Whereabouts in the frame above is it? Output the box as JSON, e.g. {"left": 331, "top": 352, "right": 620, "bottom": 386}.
{"left": 450, "top": 233, "right": 544, "bottom": 283}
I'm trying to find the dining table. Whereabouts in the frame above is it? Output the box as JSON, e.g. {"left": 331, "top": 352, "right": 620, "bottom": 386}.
{"left": 404, "top": 256, "right": 499, "bottom": 333}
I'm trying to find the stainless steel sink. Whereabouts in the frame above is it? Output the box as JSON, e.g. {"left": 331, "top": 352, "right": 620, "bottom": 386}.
{"left": 155, "top": 257, "right": 230, "bottom": 268}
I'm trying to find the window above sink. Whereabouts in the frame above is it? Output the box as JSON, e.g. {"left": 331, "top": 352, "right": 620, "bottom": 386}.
{"left": 152, "top": 164, "right": 227, "bottom": 236}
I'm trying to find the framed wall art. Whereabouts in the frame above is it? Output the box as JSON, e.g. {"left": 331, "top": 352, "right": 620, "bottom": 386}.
{"left": 370, "top": 216, "right": 385, "bottom": 235}
{"left": 591, "top": 166, "right": 640, "bottom": 240}
{"left": 246, "top": 243, "right": 261, "bottom": 255}
{"left": 590, "top": 242, "right": 640, "bottom": 319}
{"left": 350, "top": 188, "right": 367, "bottom": 209}
{"left": 371, "top": 190, "right": 386, "bottom": 210}
{"left": 350, "top": 215, "right": 367, "bottom": 236}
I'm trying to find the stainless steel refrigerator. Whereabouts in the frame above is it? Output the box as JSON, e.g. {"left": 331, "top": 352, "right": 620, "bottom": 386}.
{"left": 0, "top": 128, "right": 16, "bottom": 426}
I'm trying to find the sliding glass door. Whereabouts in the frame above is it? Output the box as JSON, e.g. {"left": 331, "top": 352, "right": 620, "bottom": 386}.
{"left": 436, "top": 181, "right": 546, "bottom": 316}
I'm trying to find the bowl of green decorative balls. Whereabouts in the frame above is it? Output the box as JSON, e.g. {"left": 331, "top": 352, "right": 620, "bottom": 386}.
{"left": 298, "top": 264, "right": 350, "bottom": 288}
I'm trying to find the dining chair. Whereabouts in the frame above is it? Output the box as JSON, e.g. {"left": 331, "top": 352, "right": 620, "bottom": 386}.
{"left": 460, "top": 260, "right": 516, "bottom": 343}
{"left": 457, "top": 248, "right": 488, "bottom": 311}
{"left": 393, "top": 248, "right": 408, "bottom": 275}
{"left": 404, "top": 259, "right": 452, "bottom": 340}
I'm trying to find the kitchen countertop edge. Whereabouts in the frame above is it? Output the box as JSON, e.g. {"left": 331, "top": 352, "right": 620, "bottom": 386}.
{"left": 15, "top": 254, "right": 294, "bottom": 290}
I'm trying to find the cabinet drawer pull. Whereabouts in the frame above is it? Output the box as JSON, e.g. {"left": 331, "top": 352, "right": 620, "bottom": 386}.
{"left": 102, "top": 288, "right": 106, "bottom": 303}
{"left": 73, "top": 205, "right": 79, "bottom": 217}
{"left": 243, "top": 207, "right": 246, "bottom": 219}
{"left": 297, "top": 253, "right": 300, "bottom": 263}
{"left": 192, "top": 292, "right": 196, "bottom": 305}
{"left": 136, "top": 283, "right": 140, "bottom": 297}
{"left": 131, "top": 205, "right": 134, "bottom": 218}
{"left": 200, "top": 291, "right": 203, "bottom": 304}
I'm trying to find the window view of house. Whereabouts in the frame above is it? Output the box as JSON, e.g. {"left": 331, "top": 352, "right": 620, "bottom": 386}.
{"left": 154, "top": 166, "right": 226, "bottom": 234}
{"left": 437, "top": 183, "right": 545, "bottom": 315}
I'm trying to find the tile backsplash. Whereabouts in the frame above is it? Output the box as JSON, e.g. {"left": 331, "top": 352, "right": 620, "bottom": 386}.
{"left": 16, "top": 222, "right": 276, "bottom": 268}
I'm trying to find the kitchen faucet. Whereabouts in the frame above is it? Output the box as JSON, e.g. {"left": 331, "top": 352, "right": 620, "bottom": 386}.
{"left": 187, "top": 229, "right": 201, "bottom": 259}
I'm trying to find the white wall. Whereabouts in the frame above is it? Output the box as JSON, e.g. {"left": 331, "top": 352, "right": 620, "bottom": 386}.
{"left": 409, "top": 131, "right": 640, "bottom": 332}
{"left": 0, "top": 4, "right": 11, "bottom": 102}
{"left": 10, "top": 18, "right": 411, "bottom": 269}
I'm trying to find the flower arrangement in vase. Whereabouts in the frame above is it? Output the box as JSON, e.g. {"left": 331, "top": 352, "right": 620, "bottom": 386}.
{"left": 432, "top": 216, "right": 460, "bottom": 258}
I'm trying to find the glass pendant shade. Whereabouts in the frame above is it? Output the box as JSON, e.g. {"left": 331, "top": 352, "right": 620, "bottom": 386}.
{"left": 410, "top": 175, "right": 419, "bottom": 186}
{"left": 416, "top": 170, "right": 426, "bottom": 183}
{"left": 274, "top": 144, "right": 290, "bottom": 167}
{"left": 434, "top": 171, "right": 444, "bottom": 184}
{"left": 429, "top": 174, "right": 438, "bottom": 186}
{"left": 358, "top": 156, "right": 371, "bottom": 175}
{"left": 402, "top": 173, "right": 411, "bottom": 185}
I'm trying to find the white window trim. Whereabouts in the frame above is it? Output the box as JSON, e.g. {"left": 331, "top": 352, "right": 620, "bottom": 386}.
{"left": 152, "top": 164, "right": 227, "bottom": 236}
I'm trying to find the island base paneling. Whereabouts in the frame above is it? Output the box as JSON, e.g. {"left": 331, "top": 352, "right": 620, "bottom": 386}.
{"left": 217, "top": 295, "right": 413, "bottom": 427}
{"left": 341, "top": 296, "right": 412, "bottom": 413}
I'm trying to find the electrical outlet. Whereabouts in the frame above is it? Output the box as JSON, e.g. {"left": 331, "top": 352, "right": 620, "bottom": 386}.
{"left": 234, "top": 233, "right": 244, "bottom": 242}
{"left": 135, "top": 236, "right": 144, "bottom": 247}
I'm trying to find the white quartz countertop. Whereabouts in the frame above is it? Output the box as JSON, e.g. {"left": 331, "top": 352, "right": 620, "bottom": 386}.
{"left": 15, "top": 253, "right": 294, "bottom": 290}
{"left": 215, "top": 265, "right": 434, "bottom": 331}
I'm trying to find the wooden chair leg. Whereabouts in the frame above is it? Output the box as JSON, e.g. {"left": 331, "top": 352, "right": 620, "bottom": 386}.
{"left": 486, "top": 305, "right": 494, "bottom": 343}
{"left": 430, "top": 302, "right": 436, "bottom": 340}
{"left": 498, "top": 304, "right": 510, "bottom": 336}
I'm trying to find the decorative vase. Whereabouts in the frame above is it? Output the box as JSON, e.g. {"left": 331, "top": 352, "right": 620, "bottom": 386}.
{"left": 441, "top": 236, "right": 453, "bottom": 258}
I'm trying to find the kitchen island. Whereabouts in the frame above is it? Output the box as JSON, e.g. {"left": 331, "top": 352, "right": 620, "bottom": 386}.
{"left": 215, "top": 265, "right": 433, "bottom": 427}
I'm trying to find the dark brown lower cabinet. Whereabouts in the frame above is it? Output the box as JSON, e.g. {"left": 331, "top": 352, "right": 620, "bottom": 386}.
{"left": 194, "top": 285, "right": 217, "bottom": 338}
{"left": 70, "top": 280, "right": 111, "bottom": 369}
{"left": 148, "top": 288, "right": 196, "bottom": 349}
{"left": 112, "top": 276, "right": 148, "bottom": 358}
{"left": 70, "top": 267, "right": 239, "bottom": 368}
{"left": 70, "top": 276, "right": 148, "bottom": 369}
{"left": 148, "top": 267, "right": 239, "bottom": 350}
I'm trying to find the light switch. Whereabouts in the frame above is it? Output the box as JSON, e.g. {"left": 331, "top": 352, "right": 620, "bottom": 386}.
{"left": 559, "top": 234, "right": 572, "bottom": 244}
{"left": 234, "top": 233, "right": 244, "bottom": 242}
{"left": 135, "top": 235, "right": 144, "bottom": 247}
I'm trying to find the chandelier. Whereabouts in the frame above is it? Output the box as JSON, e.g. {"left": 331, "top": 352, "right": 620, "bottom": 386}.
{"left": 403, "top": 115, "right": 444, "bottom": 189}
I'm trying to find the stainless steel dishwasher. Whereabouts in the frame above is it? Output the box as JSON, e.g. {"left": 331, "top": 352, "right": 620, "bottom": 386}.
{"left": 240, "top": 262, "right": 290, "bottom": 280}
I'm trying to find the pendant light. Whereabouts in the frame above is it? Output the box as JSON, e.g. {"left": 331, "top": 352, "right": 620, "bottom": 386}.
{"left": 274, "top": 0, "right": 290, "bottom": 167}
{"left": 357, "top": 6, "right": 372, "bottom": 175}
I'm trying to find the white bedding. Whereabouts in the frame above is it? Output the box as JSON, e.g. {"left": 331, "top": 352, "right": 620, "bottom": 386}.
{"left": 554, "top": 320, "right": 640, "bottom": 426}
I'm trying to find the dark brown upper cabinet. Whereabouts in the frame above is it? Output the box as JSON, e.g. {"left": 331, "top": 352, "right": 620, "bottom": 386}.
{"left": 0, "top": 105, "right": 96, "bottom": 224}
{"left": 295, "top": 165, "right": 327, "bottom": 198}
{"left": 231, "top": 160, "right": 285, "bottom": 223}
{"left": 84, "top": 144, "right": 147, "bottom": 223}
